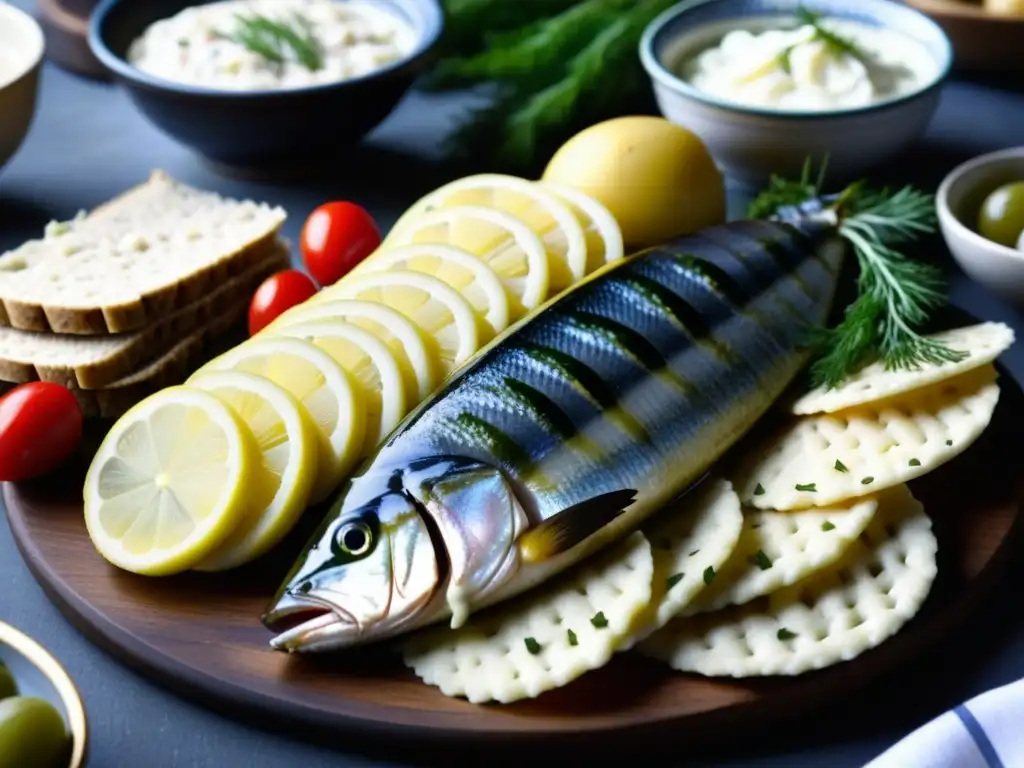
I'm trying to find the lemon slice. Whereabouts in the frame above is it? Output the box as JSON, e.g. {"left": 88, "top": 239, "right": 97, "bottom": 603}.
{"left": 265, "top": 320, "right": 406, "bottom": 451}
{"left": 83, "top": 387, "right": 259, "bottom": 576}
{"left": 188, "top": 371, "right": 320, "bottom": 572}
{"left": 387, "top": 174, "right": 587, "bottom": 293}
{"left": 356, "top": 243, "right": 510, "bottom": 336}
{"left": 539, "top": 181, "right": 625, "bottom": 274}
{"left": 196, "top": 337, "right": 365, "bottom": 504}
{"left": 267, "top": 299, "right": 438, "bottom": 404}
{"left": 383, "top": 205, "right": 549, "bottom": 316}
{"left": 319, "top": 270, "right": 480, "bottom": 374}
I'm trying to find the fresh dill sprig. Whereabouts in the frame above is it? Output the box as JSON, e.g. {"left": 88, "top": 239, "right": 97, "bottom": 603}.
{"left": 746, "top": 157, "right": 828, "bottom": 220}
{"left": 219, "top": 13, "right": 324, "bottom": 72}
{"left": 749, "top": 167, "right": 968, "bottom": 389}
{"left": 777, "top": 6, "right": 871, "bottom": 74}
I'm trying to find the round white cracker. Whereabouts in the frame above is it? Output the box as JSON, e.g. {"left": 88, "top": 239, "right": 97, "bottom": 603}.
{"left": 792, "top": 322, "right": 1014, "bottom": 415}
{"left": 732, "top": 364, "right": 1001, "bottom": 511}
{"left": 682, "top": 495, "right": 878, "bottom": 617}
{"left": 402, "top": 531, "right": 653, "bottom": 704}
{"left": 621, "top": 478, "right": 743, "bottom": 649}
{"left": 639, "top": 484, "right": 937, "bottom": 677}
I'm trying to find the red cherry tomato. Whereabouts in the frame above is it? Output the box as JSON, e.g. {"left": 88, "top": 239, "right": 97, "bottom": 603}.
{"left": 0, "top": 382, "right": 83, "bottom": 482}
{"left": 248, "top": 270, "right": 319, "bottom": 336}
{"left": 300, "top": 201, "right": 382, "bottom": 287}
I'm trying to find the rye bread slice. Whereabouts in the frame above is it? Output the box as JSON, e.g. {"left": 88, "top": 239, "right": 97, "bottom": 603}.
{"left": 0, "top": 243, "right": 290, "bottom": 390}
{"left": 70, "top": 295, "right": 253, "bottom": 420}
{"left": 0, "top": 170, "right": 287, "bottom": 335}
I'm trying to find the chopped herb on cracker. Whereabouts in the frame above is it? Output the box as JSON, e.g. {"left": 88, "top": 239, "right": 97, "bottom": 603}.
{"left": 590, "top": 612, "right": 608, "bottom": 629}
{"left": 750, "top": 550, "right": 773, "bottom": 570}
{"left": 667, "top": 573, "right": 684, "bottom": 589}
{"left": 524, "top": 637, "right": 542, "bottom": 655}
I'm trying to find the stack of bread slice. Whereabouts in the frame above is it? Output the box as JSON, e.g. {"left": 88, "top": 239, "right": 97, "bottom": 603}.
{"left": 0, "top": 171, "right": 290, "bottom": 418}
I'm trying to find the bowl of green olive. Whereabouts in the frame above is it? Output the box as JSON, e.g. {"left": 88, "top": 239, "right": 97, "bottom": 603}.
{"left": 938, "top": 146, "right": 1024, "bottom": 303}
{"left": 0, "top": 621, "right": 87, "bottom": 768}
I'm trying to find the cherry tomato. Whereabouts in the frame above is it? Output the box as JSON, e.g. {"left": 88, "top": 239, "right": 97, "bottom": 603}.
{"left": 300, "top": 201, "right": 382, "bottom": 287}
{"left": 248, "top": 270, "right": 319, "bottom": 336}
{"left": 0, "top": 382, "right": 83, "bottom": 482}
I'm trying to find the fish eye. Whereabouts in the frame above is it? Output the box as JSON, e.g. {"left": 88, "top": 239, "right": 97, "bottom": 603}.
{"left": 337, "top": 521, "right": 372, "bottom": 556}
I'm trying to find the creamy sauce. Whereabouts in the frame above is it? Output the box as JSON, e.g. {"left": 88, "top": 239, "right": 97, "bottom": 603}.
{"left": 0, "top": 52, "right": 19, "bottom": 88}
{"left": 128, "top": 0, "right": 417, "bottom": 91}
{"left": 680, "top": 19, "right": 937, "bottom": 112}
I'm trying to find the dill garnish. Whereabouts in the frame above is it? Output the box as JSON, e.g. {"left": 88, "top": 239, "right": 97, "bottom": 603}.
{"left": 748, "top": 161, "right": 967, "bottom": 390}
{"left": 219, "top": 13, "right": 323, "bottom": 72}
{"left": 778, "top": 7, "right": 871, "bottom": 74}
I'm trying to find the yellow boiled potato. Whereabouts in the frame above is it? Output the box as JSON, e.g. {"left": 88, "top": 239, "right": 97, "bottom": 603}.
{"left": 541, "top": 116, "right": 726, "bottom": 249}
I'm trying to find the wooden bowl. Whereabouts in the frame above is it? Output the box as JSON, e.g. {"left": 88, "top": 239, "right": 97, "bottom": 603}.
{"left": 35, "top": 0, "right": 109, "bottom": 80}
{"left": 904, "top": 0, "right": 1024, "bottom": 70}
{"left": 0, "top": 621, "right": 88, "bottom": 768}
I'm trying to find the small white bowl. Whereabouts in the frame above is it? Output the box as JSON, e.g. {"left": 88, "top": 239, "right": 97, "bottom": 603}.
{"left": 0, "top": 2, "right": 45, "bottom": 171}
{"left": 639, "top": 0, "right": 953, "bottom": 187}
{"left": 937, "top": 147, "right": 1024, "bottom": 305}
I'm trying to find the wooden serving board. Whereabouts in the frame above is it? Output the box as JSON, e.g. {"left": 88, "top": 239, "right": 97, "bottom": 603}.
{"left": 4, "top": 366, "right": 1024, "bottom": 755}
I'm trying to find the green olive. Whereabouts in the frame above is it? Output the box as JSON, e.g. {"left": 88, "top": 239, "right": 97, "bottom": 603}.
{"left": 978, "top": 181, "right": 1024, "bottom": 248}
{"left": 0, "top": 662, "right": 16, "bottom": 700}
{"left": 0, "top": 697, "right": 69, "bottom": 768}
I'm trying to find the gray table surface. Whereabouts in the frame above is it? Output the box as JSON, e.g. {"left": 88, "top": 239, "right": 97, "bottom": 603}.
{"left": 4, "top": 3, "right": 1024, "bottom": 765}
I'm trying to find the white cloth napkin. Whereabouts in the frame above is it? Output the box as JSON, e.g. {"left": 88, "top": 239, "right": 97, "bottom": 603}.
{"left": 865, "top": 678, "right": 1024, "bottom": 768}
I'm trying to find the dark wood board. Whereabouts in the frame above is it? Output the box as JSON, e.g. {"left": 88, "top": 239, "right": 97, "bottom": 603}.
{"left": 4, "top": 364, "right": 1024, "bottom": 756}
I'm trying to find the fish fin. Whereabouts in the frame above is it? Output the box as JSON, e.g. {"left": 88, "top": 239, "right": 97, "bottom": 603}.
{"left": 517, "top": 489, "right": 638, "bottom": 564}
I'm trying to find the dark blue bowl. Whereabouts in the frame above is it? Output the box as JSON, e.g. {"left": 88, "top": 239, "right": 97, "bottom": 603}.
{"left": 88, "top": 0, "right": 444, "bottom": 172}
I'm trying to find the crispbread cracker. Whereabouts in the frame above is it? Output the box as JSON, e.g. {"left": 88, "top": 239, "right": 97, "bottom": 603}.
{"left": 792, "top": 323, "right": 1014, "bottom": 415}
{"left": 681, "top": 496, "right": 878, "bottom": 616}
{"left": 0, "top": 247, "right": 288, "bottom": 389}
{"left": 620, "top": 478, "right": 742, "bottom": 648}
{"left": 732, "top": 365, "right": 1001, "bottom": 510}
{"left": 403, "top": 531, "right": 653, "bottom": 704}
{"left": 639, "top": 485, "right": 937, "bottom": 677}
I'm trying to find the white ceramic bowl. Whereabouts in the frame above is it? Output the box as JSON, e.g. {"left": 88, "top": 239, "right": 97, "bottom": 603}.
{"left": 0, "top": 2, "right": 45, "bottom": 171}
{"left": 937, "top": 147, "right": 1024, "bottom": 305}
{"left": 0, "top": 620, "right": 88, "bottom": 768}
{"left": 639, "top": 0, "right": 953, "bottom": 187}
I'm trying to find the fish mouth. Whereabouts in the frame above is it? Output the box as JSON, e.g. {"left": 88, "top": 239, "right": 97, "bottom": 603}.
{"left": 263, "top": 593, "right": 361, "bottom": 653}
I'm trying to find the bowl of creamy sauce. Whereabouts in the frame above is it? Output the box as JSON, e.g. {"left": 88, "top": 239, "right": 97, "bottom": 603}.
{"left": 127, "top": 0, "right": 418, "bottom": 91}
{"left": 680, "top": 18, "right": 939, "bottom": 113}
{"left": 639, "top": 0, "right": 952, "bottom": 185}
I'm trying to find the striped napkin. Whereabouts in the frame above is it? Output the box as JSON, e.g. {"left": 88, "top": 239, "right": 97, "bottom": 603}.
{"left": 865, "top": 678, "right": 1024, "bottom": 768}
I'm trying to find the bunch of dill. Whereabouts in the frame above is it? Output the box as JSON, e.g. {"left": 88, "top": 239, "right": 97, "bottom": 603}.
{"left": 422, "top": 0, "right": 681, "bottom": 175}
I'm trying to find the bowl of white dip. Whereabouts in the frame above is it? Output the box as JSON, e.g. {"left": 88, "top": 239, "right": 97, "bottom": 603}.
{"left": 0, "top": 3, "right": 45, "bottom": 173}
{"left": 639, "top": 0, "right": 953, "bottom": 187}
{"left": 88, "top": 0, "right": 443, "bottom": 173}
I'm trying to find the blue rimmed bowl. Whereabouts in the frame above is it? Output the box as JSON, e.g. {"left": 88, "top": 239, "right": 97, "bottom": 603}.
{"left": 88, "top": 0, "right": 444, "bottom": 173}
{"left": 639, "top": 0, "right": 953, "bottom": 187}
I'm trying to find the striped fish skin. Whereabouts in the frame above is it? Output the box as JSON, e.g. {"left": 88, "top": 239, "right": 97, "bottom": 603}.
{"left": 264, "top": 217, "right": 843, "bottom": 653}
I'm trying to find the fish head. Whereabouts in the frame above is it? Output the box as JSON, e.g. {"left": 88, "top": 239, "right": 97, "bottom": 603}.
{"left": 263, "top": 479, "right": 441, "bottom": 653}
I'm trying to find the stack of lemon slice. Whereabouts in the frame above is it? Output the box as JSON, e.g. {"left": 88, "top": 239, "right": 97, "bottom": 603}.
{"left": 83, "top": 175, "right": 625, "bottom": 576}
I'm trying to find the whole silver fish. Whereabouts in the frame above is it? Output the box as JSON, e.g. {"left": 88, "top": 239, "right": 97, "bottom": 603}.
{"left": 264, "top": 214, "right": 843, "bottom": 652}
